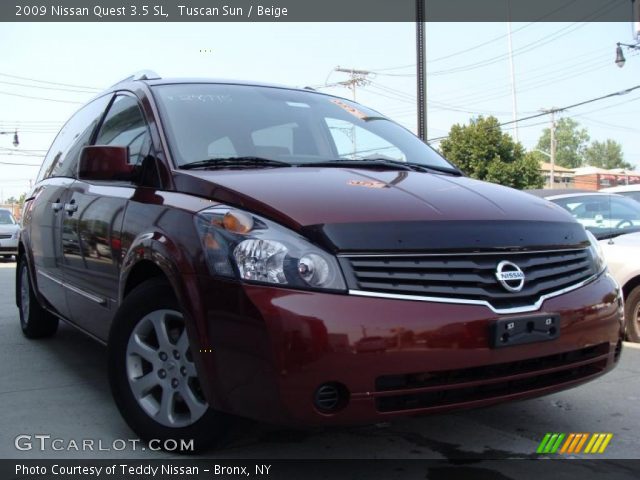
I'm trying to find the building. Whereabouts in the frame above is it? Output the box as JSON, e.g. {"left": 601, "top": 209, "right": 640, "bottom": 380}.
{"left": 573, "top": 167, "right": 640, "bottom": 191}
{"left": 539, "top": 162, "right": 575, "bottom": 189}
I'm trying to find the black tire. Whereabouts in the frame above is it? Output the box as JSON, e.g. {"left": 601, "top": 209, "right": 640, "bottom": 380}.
{"left": 108, "top": 278, "right": 229, "bottom": 453}
{"left": 17, "top": 258, "right": 59, "bottom": 338}
{"left": 625, "top": 285, "right": 640, "bottom": 343}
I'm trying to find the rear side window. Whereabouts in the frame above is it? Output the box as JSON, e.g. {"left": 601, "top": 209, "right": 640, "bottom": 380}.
{"left": 95, "top": 95, "right": 151, "bottom": 166}
{"left": 37, "top": 95, "right": 111, "bottom": 181}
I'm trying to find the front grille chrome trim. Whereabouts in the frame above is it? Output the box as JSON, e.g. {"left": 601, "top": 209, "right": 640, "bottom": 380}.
{"left": 338, "top": 247, "right": 586, "bottom": 258}
{"left": 348, "top": 272, "right": 600, "bottom": 314}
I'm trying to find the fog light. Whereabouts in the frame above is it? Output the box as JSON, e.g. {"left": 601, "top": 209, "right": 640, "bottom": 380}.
{"left": 314, "top": 382, "right": 349, "bottom": 413}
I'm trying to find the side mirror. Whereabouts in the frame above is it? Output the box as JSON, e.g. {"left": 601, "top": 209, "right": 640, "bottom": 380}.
{"left": 78, "top": 146, "right": 134, "bottom": 181}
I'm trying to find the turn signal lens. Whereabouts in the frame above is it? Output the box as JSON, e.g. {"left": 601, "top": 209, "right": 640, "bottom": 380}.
{"left": 223, "top": 210, "right": 254, "bottom": 234}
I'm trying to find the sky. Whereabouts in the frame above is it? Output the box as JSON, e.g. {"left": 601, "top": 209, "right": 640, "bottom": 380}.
{"left": 0, "top": 19, "right": 638, "bottom": 200}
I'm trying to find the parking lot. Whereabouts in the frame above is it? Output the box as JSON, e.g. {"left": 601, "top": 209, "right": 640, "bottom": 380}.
{"left": 0, "top": 259, "right": 638, "bottom": 461}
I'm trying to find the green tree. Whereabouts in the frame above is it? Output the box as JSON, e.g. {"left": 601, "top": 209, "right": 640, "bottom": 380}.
{"left": 536, "top": 118, "right": 590, "bottom": 169}
{"left": 440, "top": 116, "right": 544, "bottom": 189}
{"left": 583, "top": 139, "right": 632, "bottom": 170}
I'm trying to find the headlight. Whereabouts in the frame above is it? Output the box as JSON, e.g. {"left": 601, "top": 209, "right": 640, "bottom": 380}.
{"left": 12, "top": 230, "right": 19, "bottom": 239}
{"left": 585, "top": 230, "right": 606, "bottom": 274}
{"left": 195, "top": 207, "right": 346, "bottom": 292}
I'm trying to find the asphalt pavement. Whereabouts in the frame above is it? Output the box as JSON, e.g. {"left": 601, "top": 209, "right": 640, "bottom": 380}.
{"left": 0, "top": 259, "right": 638, "bottom": 461}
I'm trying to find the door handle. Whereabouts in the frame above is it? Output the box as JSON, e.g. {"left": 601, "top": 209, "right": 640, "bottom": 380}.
{"left": 64, "top": 201, "right": 78, "bottom": 214}
{"left": 51, "top": 200, "right": 62, "bottom": 212}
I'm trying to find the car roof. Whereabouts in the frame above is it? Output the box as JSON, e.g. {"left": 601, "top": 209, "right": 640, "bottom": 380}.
{"left": 525, "top": 189, "right": 625, "bottom": 201}
{"left": 526, "top": 188, "right": 591, "bottom": 198}
{"left": 601, "top": 185, "right": 640, "bottom": 193}
{"left": 107, "top": 72, "right": 333, "bottom": 99}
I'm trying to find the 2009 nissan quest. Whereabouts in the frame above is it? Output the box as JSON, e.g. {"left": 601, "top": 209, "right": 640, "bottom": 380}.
{"left": 17, "top": 72, "right": 624, "bottom": 450}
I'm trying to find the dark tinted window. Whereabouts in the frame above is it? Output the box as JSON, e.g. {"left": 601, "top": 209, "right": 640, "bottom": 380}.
{"left": 95, "top": 95, "right": 150, "bottom": 166}
{"left": 151, "top": 83, "right": 454, "bottom": 170}
{"left": 37, "top": 95, "right": 111, "bottom": 181}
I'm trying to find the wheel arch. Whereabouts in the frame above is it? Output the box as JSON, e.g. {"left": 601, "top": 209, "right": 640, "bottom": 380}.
{"left": 622, "top": 275, "right": 640, "bottom": 302}
{"left": 116, "top": 234, "right": 219, "bottom": 406}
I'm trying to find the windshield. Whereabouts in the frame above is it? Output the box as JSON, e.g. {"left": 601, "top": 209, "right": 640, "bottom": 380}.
{"left": 0, "top": 210, "right": 16, "bottom": 225}
{"left": 151, "top": 83, "right": 454, "bottom": 170}
{"left": 551, "top": 194, "right": 640, "bottom": 239}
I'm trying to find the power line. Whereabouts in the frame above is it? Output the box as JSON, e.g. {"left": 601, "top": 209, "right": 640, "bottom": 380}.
{"left": 0, "top": 79, "right": 100, "bottom": 95}
{"left": 0, "top": 90, "right": 83, "bottom": 104}
{"left": 370, "top": 0, "right": 581, "bottom": 72}
{"left": 426, "top": 85, "right": 640, "bottom": 143}
{"left": 426, "top": 0, "right": 619, "bottom": 77}
{"left": 0, "top": 72, "right": 101, "bottom": 91}
{"left": 0, "top": 160, "right": 41, "bottom": 165}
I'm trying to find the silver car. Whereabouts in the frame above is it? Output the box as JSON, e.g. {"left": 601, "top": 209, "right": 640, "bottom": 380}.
{"left": 0, "top": 208, "right": 19, "bottom": 259}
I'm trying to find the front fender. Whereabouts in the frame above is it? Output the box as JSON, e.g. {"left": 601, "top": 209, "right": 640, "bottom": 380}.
{"left": 118, "top": 231, "right": 222, "bottom": 407}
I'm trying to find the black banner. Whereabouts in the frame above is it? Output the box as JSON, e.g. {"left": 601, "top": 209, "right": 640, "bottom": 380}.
{"left": 2, "top": 0, "right": 637, "bottom": 22}
{"left": 4, "top": 459, "right": 640, "bottom": 480}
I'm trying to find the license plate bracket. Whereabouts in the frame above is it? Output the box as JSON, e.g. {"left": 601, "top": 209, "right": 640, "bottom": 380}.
{"left": 491, "top": 314, "right": 560, "bottom": 348}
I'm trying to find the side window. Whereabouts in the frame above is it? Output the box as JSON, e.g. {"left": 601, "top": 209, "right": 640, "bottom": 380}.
{"left": 37, "top": 95, "right": 111, "bottom": 181}
{"left": 95, "top": 95, "right": 151, "bottom": 166}
{"left": 325, "top": 117, "right": 406, "bottom": 161}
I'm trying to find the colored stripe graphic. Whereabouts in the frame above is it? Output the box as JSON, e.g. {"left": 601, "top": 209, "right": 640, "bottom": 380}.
{"left": 537, "top": 433, "right": 552, "bottom": 454}
{"left": 549, "top": 433, "right": 565, "bottom": 453}
{"left": 537, "top": 433, "right": 565, "bottom": 454}
{"left": 585, "top": 433, "right": 614, "bottom": 454}
{"left": 584, "top": 434, "right": 599, "bottom": 453}
{"left": 539, "top": 433, "right": 613, "bottom": 454}
{"left": 598, "top": 434, "right": 613, "bottom": 453}
{"left": 560, "top": 433, "right": 576, "bottom": 454}
{"left": 574, "top": 433, "right": 589, "bottom": 453}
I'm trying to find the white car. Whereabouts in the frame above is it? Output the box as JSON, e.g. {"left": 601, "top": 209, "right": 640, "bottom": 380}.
{"left": 529, "top": 190, "right": 640, "bottom": 342}
{"left": 0, "top": 208, "right": 19, "bottom": 260}
{"left": 602, "top": 184, "right": 640, "bottom": 204}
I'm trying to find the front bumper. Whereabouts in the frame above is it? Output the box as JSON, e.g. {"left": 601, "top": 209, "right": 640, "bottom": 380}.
{"left": 0, "top": 237, "right": 18, "bottom": 255}
{"left": 186, "top": 272, "right": 624, "bottom": 426}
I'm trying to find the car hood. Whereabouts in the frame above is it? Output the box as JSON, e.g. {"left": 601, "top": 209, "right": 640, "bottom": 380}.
{"left": 601, "top": 231, "right": 640, "bottom": 246}
{"left": 175, "top": 168, "right": 587, "bottom": 252}
{"left": 0, "top": 224, "right": 18, "bottom": 234}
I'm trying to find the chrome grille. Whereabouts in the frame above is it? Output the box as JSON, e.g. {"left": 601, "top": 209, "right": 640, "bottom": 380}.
{"left": 340, "top": 248, "right": 597, "bottom": 311}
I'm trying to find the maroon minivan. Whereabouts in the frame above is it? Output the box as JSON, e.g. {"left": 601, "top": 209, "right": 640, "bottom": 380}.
{"left": 17, "top": 72, "right": 624, "bottom": 450}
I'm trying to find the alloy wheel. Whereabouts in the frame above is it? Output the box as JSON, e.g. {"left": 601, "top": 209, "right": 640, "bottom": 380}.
{"left": 125, "top": 309, "right": 208, "bottom": 428}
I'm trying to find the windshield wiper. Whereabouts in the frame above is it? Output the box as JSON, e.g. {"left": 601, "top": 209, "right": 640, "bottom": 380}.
{"left": 297, "top": 158, "right": 462, "bottom": 175}
{"left": 180, "top": 157, "right": 293, "bottom": 170}
{"left": 405, "top": 162, "right": 463, "bottom": 176}
{"left": 297, "top": 159, "right": 414, "bottom": 171}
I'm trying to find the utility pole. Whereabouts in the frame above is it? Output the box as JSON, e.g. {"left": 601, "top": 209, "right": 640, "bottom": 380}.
{"left": 507, "top": 1, "right": 519, "bottom": 142}
{"left": 416, "top": 0, "right": 427, "bottom": 141}
{"left": 548, "top": 110, "right": 557, "bottom": 187}
{"left": 333, "top": 67, "right": 373, "bottom": 157}
{"left": 333, "top": 67, "right": 373, "bottom": 103}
